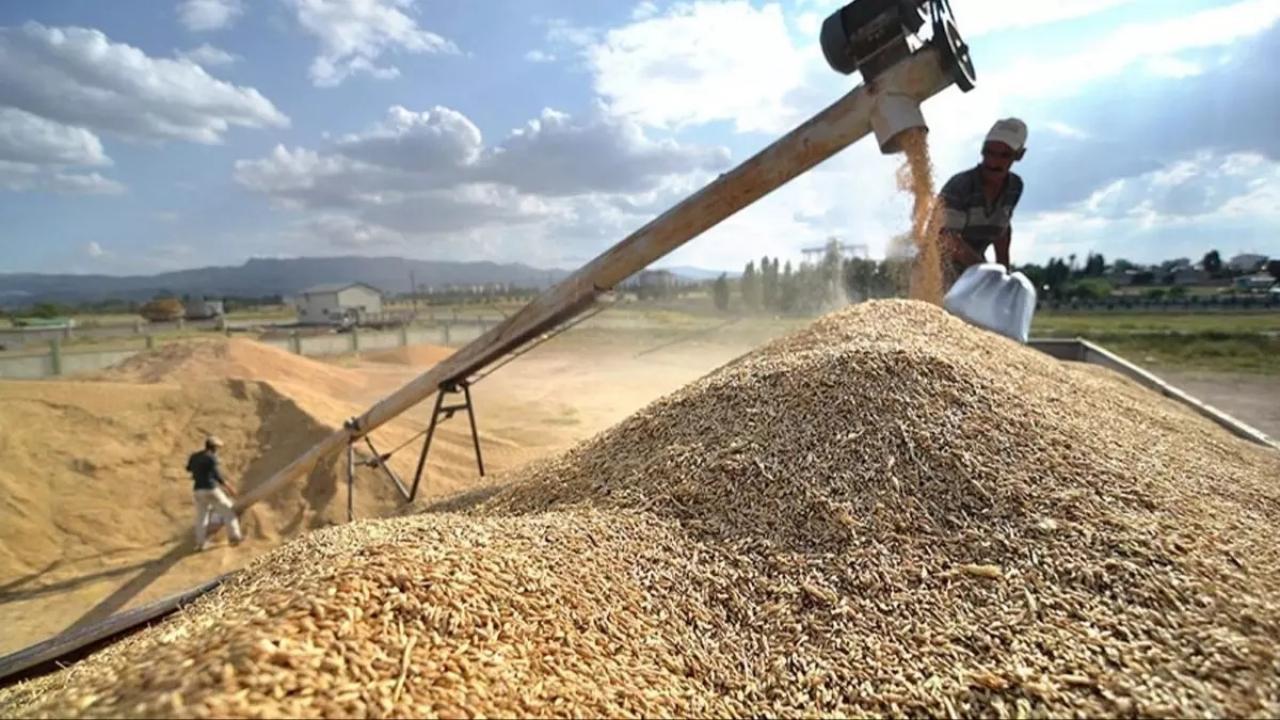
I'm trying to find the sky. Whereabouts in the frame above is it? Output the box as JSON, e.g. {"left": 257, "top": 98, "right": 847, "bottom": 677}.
{"left": 0, "top": 0, "right": 1277, "bottom": 276}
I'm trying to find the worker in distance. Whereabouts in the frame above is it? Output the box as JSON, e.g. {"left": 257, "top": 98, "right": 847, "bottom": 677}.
{"left": 186, "top": 435, "right": 244, "bottom": 551}
{"left": 938, "top": 117, "right": 1028, "bottom": 284}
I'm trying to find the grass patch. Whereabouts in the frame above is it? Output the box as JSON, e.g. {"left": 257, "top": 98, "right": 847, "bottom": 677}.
{"left": 1081, "top": 334, "right": 1280, "bottom": 374}
{"left": 1033, "top": 312, "right": 1280, "bottom": 335}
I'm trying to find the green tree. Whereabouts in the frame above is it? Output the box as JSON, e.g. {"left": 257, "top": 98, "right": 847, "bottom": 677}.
{"left": 780, "top": 261, "right": 799, "bottom": 312}
{"left": 1268, "top": 259, "right": 1280, "bottom": 281}
{"left": 761, "top": 256, "right": 779, "bottom": 311}
{"left": 1070, "top": 278, "right": 1113, "bottom": 301}
{"left": 712, "top": 273, "right": 730, "bottom": 311}
{"left": 30, "top": 302, "right": 66, "bottom": 319}
{"left": 1084, "top": 253, "right": 1106, "bottom": 276}
{"left": 844, "top": 258, "right": 876, "bottom": 302}
{"left": 1202, "top": 250, "right": 1223, "bottom": 276}
{"left": 741, "top": 261, "right": 761, "bottom": 311}
{"left": 1044, "top": 257, "right": 1071, "bottom": 297}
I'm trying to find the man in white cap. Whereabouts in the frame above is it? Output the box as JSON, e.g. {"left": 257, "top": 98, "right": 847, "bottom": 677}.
{"left": 938, "top": 118, "right": 1028, "bottom": 283}
{"left": 185, "top": 435, "right": 243, "bottom": 551}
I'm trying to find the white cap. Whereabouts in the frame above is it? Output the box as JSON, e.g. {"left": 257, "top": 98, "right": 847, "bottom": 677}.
{"left": 985, "top": 118, "right": 1028, "bottom": 151}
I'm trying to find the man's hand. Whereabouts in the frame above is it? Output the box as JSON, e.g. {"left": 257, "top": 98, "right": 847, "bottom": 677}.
{"left": 943, "top": 232, "right": 984, "bottom": 267}
{"left": 220, "top": 481, "right": 238, "bottom": 497}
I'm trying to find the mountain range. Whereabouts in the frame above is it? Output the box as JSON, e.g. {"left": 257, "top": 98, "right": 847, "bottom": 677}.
{"left": 0, "top": 256, "right": 730, "bottom": 306}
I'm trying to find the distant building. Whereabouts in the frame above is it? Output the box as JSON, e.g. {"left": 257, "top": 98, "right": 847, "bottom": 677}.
{"left": 1170, "top": 266, "right": 1207, "bottom": 286}
{"left": 296, "top": 282, "right": 384, "bottom": 326}
{"left": 184, "top": 296, "right": 225, "bottom": 320}
{"left": 1108, "top": 269, "right": 1141, "bottom": 287}
{"left": 1235, "top": 273, "right": 1276, "bottom": 292}
{"left": 1228, "top": 253, "right": 1268, "bottom": 273}
{"left": 636, "top": 269, "right": 678, "bottom": 293}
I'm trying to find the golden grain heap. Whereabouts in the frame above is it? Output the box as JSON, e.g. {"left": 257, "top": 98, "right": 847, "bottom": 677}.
{"left": 5, "top": 300, "right": 1279, "bottom": 718}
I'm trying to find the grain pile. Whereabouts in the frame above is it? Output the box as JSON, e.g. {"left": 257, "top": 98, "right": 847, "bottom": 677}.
{"left": 6, "top": 300, "right": 1280, "bottom": 718}
{"left": 100, "top": 338, "right": 363, "bottom": 395}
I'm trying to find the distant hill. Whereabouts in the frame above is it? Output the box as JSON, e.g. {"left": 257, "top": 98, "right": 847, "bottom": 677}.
{"left": 0, "top": 256, "right": 734, "bottom": 307}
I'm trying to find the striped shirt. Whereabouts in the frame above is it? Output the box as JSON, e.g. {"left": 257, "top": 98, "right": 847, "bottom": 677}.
{"left": 939, "top": 165, "right": 1023, "bottom": 259}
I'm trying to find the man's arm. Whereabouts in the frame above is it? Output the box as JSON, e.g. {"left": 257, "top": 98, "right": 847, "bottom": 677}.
{"left": 994, "top": 227, "right": 1011, "bottom": 270}
{"left": 938, "top": 175, "right": 983, "bottom": 267}
{"left": 941, "top": 230, "right": 984, "bottom": 266}
{"left": 211, "top": 458, "right": 237, "bottom": 496}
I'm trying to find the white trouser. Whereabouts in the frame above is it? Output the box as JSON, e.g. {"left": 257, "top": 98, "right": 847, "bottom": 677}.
{"left": 194, "top": 487, "right": 242, "bottom": 547}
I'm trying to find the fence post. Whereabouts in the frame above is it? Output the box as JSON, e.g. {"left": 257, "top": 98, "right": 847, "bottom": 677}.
{"left": 49, "top": 339, "right": 62, "bottom": 377}
{"left": 443, "top": 322, "right": 451, "bottom": 345}
{"left": 291, "top": 331, "right": 302, "bottom": 355}
{"left": 351, "top": 328, "right": 360, "bottom": 353}
{"left": 399, "top": 325, "right": 409, "bottom": 347}
{"left": 146, "top": 334, "right": 155, "bottom": 350}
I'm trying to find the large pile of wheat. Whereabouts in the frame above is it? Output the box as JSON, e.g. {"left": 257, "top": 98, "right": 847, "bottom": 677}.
{"left": 5, "top": 300, "right": 1279, "bottom": 718}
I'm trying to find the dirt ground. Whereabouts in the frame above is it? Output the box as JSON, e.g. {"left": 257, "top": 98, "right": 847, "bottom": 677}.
{"left": 0, "top": 323, "right": 779, "bottom": 655}
{"left": 1152, "top": 368, "right": 1280, "bottom": 443}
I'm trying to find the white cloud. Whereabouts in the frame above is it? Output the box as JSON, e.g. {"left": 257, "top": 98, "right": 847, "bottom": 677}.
{"left": 958, "top": 0, "right": 1137, "bottom": 37}
{"left": 1019, "top": 151, "right": 1280, "bottom": 262}
{"left": 792, "top": 11, "right": 821, "bottom": 36}
{"left": 48, "top": 172, "right": 126, "bottom": 195}
{"left": 303, "top": 214, "right": 407, "bottom": 249}
{"left": 177, "top": 42, "right": 240, "bottom": 67}
{"left": 236, "top": 104, "right": 731, "bottom": 258}
{"left": 544, "top": 18, "right": 599, "bottom": 49}
{"left": 0, "top": 160, "right": 125, "bottom": 195}
{"left": 285, "top": 0, "right": 459, "bottom": 87}
{"left": 0, "top": 23, "right": 288, "bottom": 144}
{"left": 524, "top": 49, "right": 556, "bottom": 63}
{"left": 479, "top": 107, "right": 730, "bottom": 195}
{"left": 0, "top": 107, "right": 109, "bottom": 167}
{"left": 1143, "top": 55, "right": 1203, "bottom": 79}
{"left": 987, "top": 0, "right": 1280, "bottom": 98}
{"left": 237, "top": 104, "right": 728, "bottom": 202}
{"left": 587, "top": 1, "right": 808, "bottom": 133}
{"left": 336, "top": 105, "right": 484, "bottom": 172}
{"left": 178, "top": 0, "right": 245, "bottom": 32}
{"left": 1045, "top": 121, "right": 1090, "bottom": 140}
{"left": 85, "top": 241, "right": 105, "bottom": 257}
{"left": 631, "top": 2, "right": 660, "bottom": 20}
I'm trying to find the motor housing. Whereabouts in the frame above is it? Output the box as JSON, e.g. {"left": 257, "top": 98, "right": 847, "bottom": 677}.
{"left": 820, "top": 0, "right": 975, "bottom": 91}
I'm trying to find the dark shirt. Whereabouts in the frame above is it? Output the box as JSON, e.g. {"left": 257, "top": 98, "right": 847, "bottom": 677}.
{"left": 939, "top": 165, "right": 1024, "bottom": 261}
{"left": 186, "top": 449, "right": 224, "bottom": 491}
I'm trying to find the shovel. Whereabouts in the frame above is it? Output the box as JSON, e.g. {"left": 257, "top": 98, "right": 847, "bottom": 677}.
{"left": 943, "top": 263, "right": 1037, "bottom": 343}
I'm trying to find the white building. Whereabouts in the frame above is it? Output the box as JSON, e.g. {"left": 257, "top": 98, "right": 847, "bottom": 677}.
{"left": 1228, "top": 253, "right": 1268, "bottom": 273}
{"left": 296, "top": 282, "right": 384, "bottom": 326}
{"left": 1235, "top": 273, "right": 1276, "bottom": 292}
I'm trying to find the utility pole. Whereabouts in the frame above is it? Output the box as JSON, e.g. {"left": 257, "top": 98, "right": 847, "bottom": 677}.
{"left": 409, "top": 270, "right": 418, "bottom": 315}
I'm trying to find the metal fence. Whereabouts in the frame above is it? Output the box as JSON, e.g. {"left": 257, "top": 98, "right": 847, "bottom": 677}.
{"left": 0, "top": 320, "right": 493, "bottom": 380}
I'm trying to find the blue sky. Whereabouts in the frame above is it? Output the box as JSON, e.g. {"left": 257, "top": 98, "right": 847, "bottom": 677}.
{"left": 0, "top": 0, "right": 1277, "bottom": 276}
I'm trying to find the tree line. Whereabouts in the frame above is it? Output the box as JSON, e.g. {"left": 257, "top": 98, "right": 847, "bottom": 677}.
{"left": 713, "top": 240, "right": 914, "bottom": 314}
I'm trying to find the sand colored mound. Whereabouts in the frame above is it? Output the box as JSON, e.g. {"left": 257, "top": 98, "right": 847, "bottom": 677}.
{"left": 100, "top": 337, "right": 364, "bottom": 397}
{"left": 362, "top": 344, "right": 454, "bottom": 367}
{"left": 6, "top": 301, "right": 1280, "bottom": 717}
{"left": 0, "top": 375, "right": 414, "bottom": 653}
